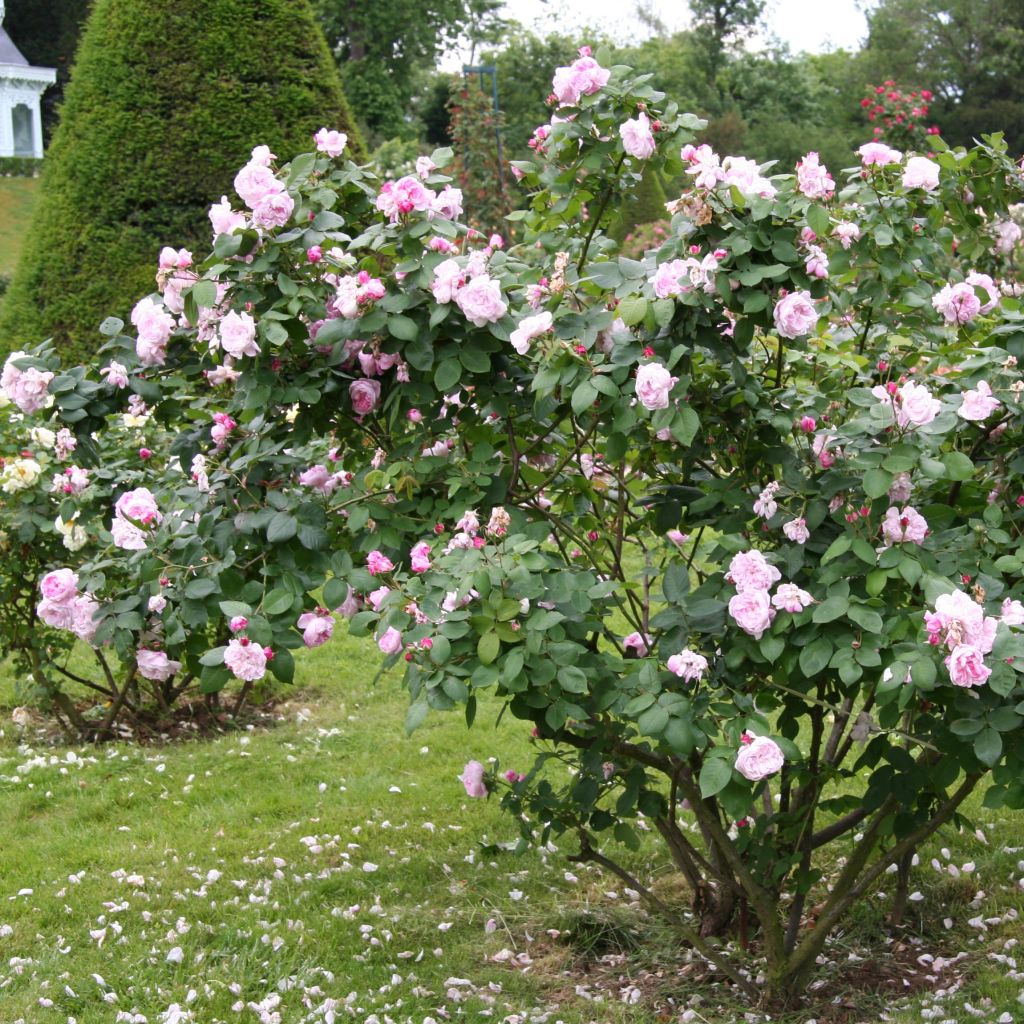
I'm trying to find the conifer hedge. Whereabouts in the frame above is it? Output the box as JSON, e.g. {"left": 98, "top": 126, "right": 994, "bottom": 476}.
{"left": 0, "top": 0, "right": 365, "bottom": 361}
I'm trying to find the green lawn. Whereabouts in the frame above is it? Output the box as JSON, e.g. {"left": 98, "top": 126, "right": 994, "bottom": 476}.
{"left": 0, "top": 175, "right": 39, "bottom": 276}
{"left": 4, "top": 632, "right": 1024, "bottom": 1023}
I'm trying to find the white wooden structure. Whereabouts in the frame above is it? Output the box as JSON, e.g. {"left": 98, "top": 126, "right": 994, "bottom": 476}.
{"left": 0, "top": 0, "right": 56, "bottom": 159}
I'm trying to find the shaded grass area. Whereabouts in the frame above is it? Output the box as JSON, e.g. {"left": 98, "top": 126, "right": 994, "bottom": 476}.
{"left": 3, "top": 632, "right": 1024, "bottom": 1022}
{"left": 0, "top": 176, "right": 39, "bottom": 275}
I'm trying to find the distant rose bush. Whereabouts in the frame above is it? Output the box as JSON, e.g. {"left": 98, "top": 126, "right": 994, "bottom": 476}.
{"left": 6, "top": 46, "right": 1024, "bottom": 1008}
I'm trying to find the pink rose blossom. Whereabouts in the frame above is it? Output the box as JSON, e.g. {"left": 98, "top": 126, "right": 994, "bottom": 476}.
{"left": 666, "top": 650, "right": 709, "bottom": 682}
{"left": 223, "top": 638, "right": 268, "bottom": 681}
{"left": 858, "top": 142, "right": 902, "bottom": 167}
{"left": 796, "top": 151, "right": 834, "bottom": 199}
{"left": 1000, "top": 598, "right": 1024, "bottom": 626}
{"left": 229, "top": 616, "right": 248, "bottom": 632}
{"left": 131, "top": 297, "right": 175, "bottom": 366}
{"left": 349, "top": 378, "right": 381, "bottom": 416}
{"left": 101, "top": 361, "right": 130, "bottom": 388}
{"left": 667, "top": 529, "right": 689, "bottom": 547}
{"left": 727, "top": 550, "right": 782, "bottom": 593}
{"left": 367, "top": 586, "right": 391, "bottom": 611}
{"left": 722, "top": 156, "right": 776, "bottom": 198}
{"left": 833, "top": 221, "right": 861, "bottom": 248}
{"left": 509, "top": 312, "right": 553, "bottom": 355}
{"left": 902, "top": 156, "right": 940, "bottom": 190}
{"left": 367, "top": 550, "right": 395, "bottom": 576}
{"left": 728, "top": 589, "right": 775, "bottom": 639}
{"left": 39, "top": 568, "right": 79, "bottom": 604}
{"left": 881, "top": 506, "right": 928, "bottom": 546}
{"left": 551, "top": 54, "right": 610, "bottom": 107}
{"left": 218, "top": 310, "right": 260, "bottom": 359}
{"left": 252, "top": 190, "right": 295, "bottom": 230}
{"left": 965, "top": 271, "right": 1000, "bottom": 313}
{"left": 297, "top": 610, "right": 334, "bottom": 648}
{"left": 932, "top": 281, "right": 981, "bottom": 324}
{"left": 635, "top": 362, "right": 677, "bottom": 410}
{"left": 958, "top": 380, "right": 1000, "bottom": 421}
{"left": 431, "top": 258, "right": 465, "bottom": 303}
{"left": 209, "top": 195, "right": 247, "bottom": 236}
{"left": 70, "top": 594, "right": 100, "bottom": 643}
{"left": 314, "top": 128, "right": 348, "bottom": 157}
{"left": 753, "top": 481, "right": 779, "bottom": 519}
{"left": 410, "top": 541, "right": 432, "bottom": 573}
{"left": 874, "top": 380, "right": 942, "bottom": 429}
{"left": 735, "top": 735, "right": 785, "bottom": 781}
{"left": 377, "top": 626, "right": 403, "bottom": 655}
{"left": 945, "top": 643, "right": 991, "bottom": 687}
{"left": 430, "top": 185, "right": 463, "bottom": 221}
{"left": 782, "top": 518, "right": 810, "bottom": 544}
{"left": 771, "top": 583, "right": 813, "bottom": 613}
{"left": 623, "top": 631, "right": 652, "bottom": 657}
{"left": 459, "top": 759, "right": 488, "bottom": 797}
{"left": 926, "top": 588, "right": 998, "bottom": 654}
{"left": 888, "top": 472, "right": 913, "bottom": 503}
{"left": 376, "top": 176, "right": 435, "bottom": 222}
{"left": 773, "top": 290, "right": 818, "bottom": 339}
{"left": 137, "top": 649, "right": 181, "bottom": 682}
{"left": 455, "top": 274, "right": 507, "bottom": 326}
{"left": 619, "top": 111, "right": 656, "bottom": 159}
{"left": 416, "top": 155, "right": 437, "bottom": 178}
{"left": 336, "top": 586, "right": 360, "bottom": 619}
{"left": 233, "top": 161, "right": 283, "bottom": 209}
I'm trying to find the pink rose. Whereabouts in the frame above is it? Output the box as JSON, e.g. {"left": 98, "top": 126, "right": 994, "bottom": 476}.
{"left": 932, "top": 282, "right": 981, "bottom": 324}
{"left": 368, "top": 586, "right": 391, "bottom": 611}
{"left": 958, "top": 380, "right": 1000, "bottom": 421}
{"left": 773, "top": 290, "right": 818, "bottom": 339}
{"left": 796, "top": 151, "right": 834, "bottom": 199}
{"left": 70, "top": 594, "right": 100, "bottom": 643}
{"left": 431, "top": 258, "right": 465, "bottom": 304}
{"left": 551, "top": 54, "right": 610, "bottom": 107}
{"left": 377, "top": 626, "right": 403, "bottom": 655}
{"left": 619, "top": 111, "right": 656, "bottom": 159}
{"left": 131, "top": 297, "right": 175, "bottom": 366}
{"left": 858, "top": 142, "right": 902, "bottom": 167}
{"left": 623, "top": 631, "right": 652, "bottom": 657}
{"left": 727, "top": 550, "right": 782, "bottom": 593}
{"left": 101, "top": 361, "right": 130, "bottom": 389}
{"left": 224, "top": 638, "right": 268, "bottom": 681}
{"left": 336, "top": 585, "right": 361, "bottom": 619}
{"left": 782, "top": 518, "right": 810, "bottom": 544}
{"left": 376, "top": 175, "right": 435, "bottom": 222}
{"left": 39, "top": 568, "right": 78, "bottom": 604}
{"left": 297, "top": 610, "right": 334, "bottom": 648}
{"left": 209, "top": 195, "right": 247, "bottom": 236}
{"left": 314, "top": 128, "right": 348, "bottom": 158}
{"left": 833, "top": 221, "right": 861, "bottom": 249}
{"left": 666, "top": 650, "right": 708, "bottom": 682}
{"left": 115, "top": 487, "right": 161, "bottom": 526}
{"left": 37, "top": 596, "right": 77, "bottom": 631}
{"left": 430, "top": 185, "right": 463, "bottom": 221}
{"left": 728, "top": 589, "right": 775, "bottom": 639}
{"left": 734, "top": 735, "right": 785, "bottom": 781}
{"left": 459, "top": 759, "right": 488, "bottom": 798}
{"left": 137, "top": 649, "right": 181, "bottom": 682}
{"left": 965, "top": 271, "right": 999, "bottom": 313}
{"left": 2, "top": 358, "right": 54, "bottom": 413}
{"left": 349, "top": 378, "right": 381, "bottom": 416}
{"left": 1001, "top": 598, "right": 1024, "bottom": 626}
{"left": 234, "top": 161, "right": 283, "bottom": 209}
{"left": 410, "top": 541, "right": 432, "bottom": 573}
{"left": 888, "top": 472, "right": 913, "bottom": 503}
{"left": 367, "top": 550, "right": 395, "bottom": 576}
{"left": 509, "top": 312, "right": 553, "bottom": 355}
{"left": 252, "top": 190, "right": 295, "bottom": 230}
{"left": 667, "top": 529, "right": 689, "bottom": 547}
{"left": 902, "top": 156, "right": 940, "bottom": 190}
{"left": 722, "top": 156, "right": 776, "bottom": 198}
{"left": 895, "top": 381, "right": 942, "bottom": 428}
{"left": 455, "top": 274, "right": 507, "bottom": 326}
{"left": 771, "top": 583, "right": 812, "bottom": 613}
{"left": 635, "top": 362, "right": 677, "bottom": 410}
{"left": 927, "top": 588, "right": 998, "bottom": 654}
{"left": 218, "top": 311, "right": 260, "bottom": 359}
{"left": 881, "top": 506, "right": 928, "bottom": 546}
{"left": 945, "top": 643, "right": 991, "bottom": 687}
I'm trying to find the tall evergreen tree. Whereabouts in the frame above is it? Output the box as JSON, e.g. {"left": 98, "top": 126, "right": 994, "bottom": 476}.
{"left": 0, "top": 0, "right": 364, "bottom": 361}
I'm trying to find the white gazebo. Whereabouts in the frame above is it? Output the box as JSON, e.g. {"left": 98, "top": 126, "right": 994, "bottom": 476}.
{"left": 0, "top": 0, "right": 56, "bottom": 159}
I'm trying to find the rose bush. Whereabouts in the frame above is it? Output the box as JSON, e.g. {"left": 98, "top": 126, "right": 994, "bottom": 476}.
{"left": 6, "top": 47, "right": 1024, "bottom": 1004}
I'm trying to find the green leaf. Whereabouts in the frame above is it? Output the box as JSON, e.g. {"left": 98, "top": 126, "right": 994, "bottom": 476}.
{"left": 388, "top": 314, "right": 419, "bottom": 341}
{"left": 950, "top": 717, "right": 984, "bottom": 737}
{"left": 267, "top": 511, "right": 298, "bottom": 543}
{"left": 478, "top": 633, "right": 500, "bottom": 665}
{"left": 821, "top": 535, "right": 852, "bottom": 565}
{"left": 263, "top": 589, "right": 295, "bottom": 616}
{"left": 807, "top": 204, "right": 831, "bottom": 236}
{"left": 199, "top": 646, "right": 226, "bottom": 667}
{"left": 618, "top": 296, "right": 647, "bottom": 326}
{"left": 269, "top": 647, "right": 294, "bottom": 684}
{"left": 637, "top": 704, "right": 669, "bottom": 736}
{"left": 699, "top": 757, "right": 733, "bottom": 798}
{"left": 406, "top": 701, "right": 429, "bottom": 735}
{"left": 812, "top": 595, "right": 849, "bottom": 623}
{"left": 429, "top": 636, "right": 451, "bottom": 664}
{"left": 799, "top": 637, "right": 833, "bottom": 677}
{"left": 910, "top": 657, "right": 936, "bottom": 688}
{"left": 218, "top": 600, "right": 252, "bottom": 618}
{"left": 434, "top": 358, "right": 462, "bottom": 392}
{"left": 760, "top": 635, "right": 785, "bottom": 662}
{"left": 847, "top": 604, "right": 883, "bottom": 634}
{"left": 184, "top": 578, "right": 217, "bottom": 599}
{"left": 942, "top": 451, "right": 974, "bottom": 481}
{"left": 974, "top": 727, "right": 1002, "bottom": 767}
{"left": 862, "top": 468, "right": 893, "bottom": 499}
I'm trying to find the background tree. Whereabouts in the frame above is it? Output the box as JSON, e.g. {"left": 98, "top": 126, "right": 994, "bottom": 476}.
{"left": 0, "top": 0, "right": 364, "bottom": 363}
{"left": 3, "top": 0, "right": 92, "bottom": 145}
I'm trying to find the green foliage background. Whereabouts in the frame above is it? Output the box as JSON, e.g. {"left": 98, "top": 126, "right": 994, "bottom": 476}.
{"left": 0, "top": 0, "right": 365, "bottom": 363}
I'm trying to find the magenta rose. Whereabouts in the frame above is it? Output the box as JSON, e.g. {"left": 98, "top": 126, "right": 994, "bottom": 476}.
{"left": 734, "top": 735, "right": 785, "bottom": 781}
{"left": 377, "top": 626, "right": 403, "bottom": 655}
{"left": 297, "top": 611, "right": 334, "bottom": 648}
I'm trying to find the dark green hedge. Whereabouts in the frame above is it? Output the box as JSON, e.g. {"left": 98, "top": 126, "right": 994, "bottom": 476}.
{"left": 0, "top": 0, "right": 365, "bottom": 363}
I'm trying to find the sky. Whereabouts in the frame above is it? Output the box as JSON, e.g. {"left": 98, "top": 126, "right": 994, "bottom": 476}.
{"left": 481, "top": 0, "right": 871, "bottom": 56}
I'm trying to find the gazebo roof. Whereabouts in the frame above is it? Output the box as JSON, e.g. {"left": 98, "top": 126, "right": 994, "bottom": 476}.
{"left": 0, "top": 26, "right": 28, "bottom": 67}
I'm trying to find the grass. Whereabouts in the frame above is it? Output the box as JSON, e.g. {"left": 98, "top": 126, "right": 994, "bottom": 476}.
{"left": 0, "top": 176, "right": 39, "bottom": 275}
{"left": 4, "top": 632, "right": 1024, "bottom": 1023}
